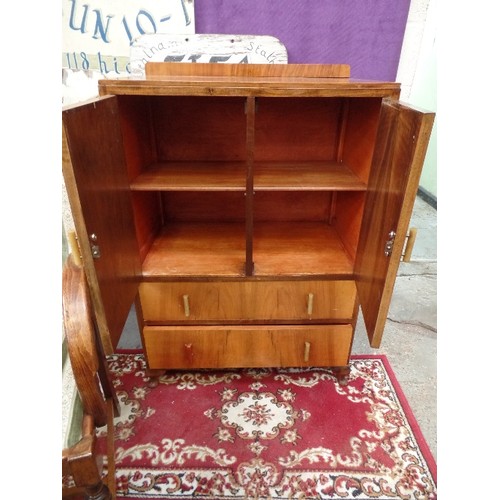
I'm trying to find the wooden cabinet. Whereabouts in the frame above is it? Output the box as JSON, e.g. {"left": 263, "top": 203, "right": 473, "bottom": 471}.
{"left": 62, "top": 63, "right": 434, "bottom": 380}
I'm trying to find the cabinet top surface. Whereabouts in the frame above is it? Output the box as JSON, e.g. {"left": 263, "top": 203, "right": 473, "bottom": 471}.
{"left": 98, "top": 63, "right": 400, "bottom": 98}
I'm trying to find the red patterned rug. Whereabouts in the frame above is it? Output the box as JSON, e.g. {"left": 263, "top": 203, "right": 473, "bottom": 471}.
{"left": 97, "top": 353, "right": 436, "bottom": 499}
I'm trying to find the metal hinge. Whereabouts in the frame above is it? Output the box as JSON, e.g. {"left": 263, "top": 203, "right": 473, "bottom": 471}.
{"left": 90, "top": 233, "right": 101, "bottom": 259}
{"left": 384, "top": 228, "right": 418, "bottom": 260}
{"left": 384, "top": 230, "right": 396, "bottom": 257}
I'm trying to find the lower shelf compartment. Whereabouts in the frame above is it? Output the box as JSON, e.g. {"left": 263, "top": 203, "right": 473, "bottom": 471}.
{"left": 253, "top": 222, "right": 353, "bottom": 276}
{"left": 142, "top": 222, "right": 247, "bottom": 278}
{"left": 141, "top": 221, "right": 354, "bottom": 278}
{"left": 143, "top": 324, "right": 353, "bottom": 369}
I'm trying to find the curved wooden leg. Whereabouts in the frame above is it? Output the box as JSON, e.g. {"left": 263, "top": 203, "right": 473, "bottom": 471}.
{"left": 65, "top": 427, "right": 113, "bottom": 500}
{"left": 146, "top": 369, "right": 166, "bottom": 388}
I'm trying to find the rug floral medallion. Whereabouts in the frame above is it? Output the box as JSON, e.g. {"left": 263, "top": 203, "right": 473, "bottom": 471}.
{"left": 97, "top": 354, "right": 436, "bottom": 499}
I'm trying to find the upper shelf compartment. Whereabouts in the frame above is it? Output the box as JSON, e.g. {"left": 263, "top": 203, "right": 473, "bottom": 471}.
{"left": 129, "top": 161, "right": 366, "bottom": 192}
{"left": 253, "top": 162, "right": 366, "bottom": 191}
{"left": 130, "top": 161, "right": 247, "bottom": 191}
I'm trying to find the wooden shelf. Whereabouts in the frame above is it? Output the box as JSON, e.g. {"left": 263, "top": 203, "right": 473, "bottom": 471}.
{"left": 141, "top": 221, "right": 353, "bottom": 279}
{"left": 130, "top": 161, "right": 366, "bottom": 192}
{"left": 253, "top": 222, "right": 353, "bottom": 277}
{"left": 130, "top": 162, "right": 247, "bottom": 191}
{"left": 142, "top": 223, "right": 247, "bottom": 278}
{"left": 254, "top": 162, "right": 366, "bottom": 191}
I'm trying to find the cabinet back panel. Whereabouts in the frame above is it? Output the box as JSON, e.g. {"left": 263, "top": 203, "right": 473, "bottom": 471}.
{"left": 255, "top": 98, "right": 342, "bottom": 161}
{"left": 342, "top": 98, "right": 382, "bottom": 184}
{"left": 254, "top": 192, "right": 331, "bottom": 222}
{"left": 161, "top": 192, "right": 246, "bottom": 222}
{"left": 152, "top": 96, "right": 247, "bottom": 161}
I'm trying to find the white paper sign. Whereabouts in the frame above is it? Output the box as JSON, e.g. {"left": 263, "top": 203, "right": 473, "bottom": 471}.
{"left": 130, "top": 34, "right": 288, "bottom": 76}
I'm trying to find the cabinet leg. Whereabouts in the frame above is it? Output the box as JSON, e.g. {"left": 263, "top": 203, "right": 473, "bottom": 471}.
{"left": 333, "top": 366, "right": 350, "bottom": 386}
{"left": 146, "top": 369, "right": 166, "bottom": 388}
{"left": 85, "top": 482, "right": 111, "bottom": 500}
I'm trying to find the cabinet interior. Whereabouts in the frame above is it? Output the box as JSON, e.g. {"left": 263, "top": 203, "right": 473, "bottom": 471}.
{"left": 117, "top": 95, "right": 382, "bottom": 279}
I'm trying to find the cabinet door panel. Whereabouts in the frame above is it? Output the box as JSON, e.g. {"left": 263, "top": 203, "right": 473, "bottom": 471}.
{"left": 355, "top": 99, "right": 434, "bottom": 348}
{"left": 63, "top": 96, "right": 141, "bottom": 353}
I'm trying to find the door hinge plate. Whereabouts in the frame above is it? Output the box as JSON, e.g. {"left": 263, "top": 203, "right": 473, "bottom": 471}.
{"left": 384, "top": 230, "right": 396, "bottom": 257}
{"left": 90, "top": 233, "right": 101, "bottom": 259}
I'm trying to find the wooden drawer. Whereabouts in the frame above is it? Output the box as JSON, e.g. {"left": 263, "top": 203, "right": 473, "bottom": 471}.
{"left": 143, "top": 324, "right": 353, "bottom": 369}
{"left": 139, "top": 280, "right": 356, "bottom": 322}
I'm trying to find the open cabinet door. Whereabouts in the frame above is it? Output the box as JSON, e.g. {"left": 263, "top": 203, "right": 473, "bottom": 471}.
{"left": 355, "top": 99, "right": 434, "bottom": 348}
{"left": 63, "top": 95, "right": 141, "bottom": 354}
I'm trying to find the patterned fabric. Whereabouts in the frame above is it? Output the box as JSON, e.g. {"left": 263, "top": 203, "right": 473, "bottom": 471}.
{"left": 97, "top": 354, "right": 436, "bottom": 499}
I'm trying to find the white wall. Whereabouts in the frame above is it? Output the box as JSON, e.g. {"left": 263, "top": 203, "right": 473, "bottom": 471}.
{"left": 397, "top": 0, "right": 437, "bottom": 200}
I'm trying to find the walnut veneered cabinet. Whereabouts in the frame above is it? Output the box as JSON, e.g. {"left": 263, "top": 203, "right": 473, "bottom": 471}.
{"left": 62, "top": 63, "right": 434, "bottom": 383}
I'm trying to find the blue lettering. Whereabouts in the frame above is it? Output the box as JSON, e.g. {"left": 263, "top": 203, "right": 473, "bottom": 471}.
{"left": 136, "top": 10, "right": 156, "bottom": 35}
{"left": 80, "top": 52, "right": 90, "bottom": 70}
{"left": 98, "top": 52, "right": 110, "bottom": 73}
{"left": 122, "top": 16, "right": 134, "bottom": 44}
{"left": 68, "top": 0, "right": 89, "bottom": 33}
{"left": 92, "top": 10, "right": 114, "bottom": 42}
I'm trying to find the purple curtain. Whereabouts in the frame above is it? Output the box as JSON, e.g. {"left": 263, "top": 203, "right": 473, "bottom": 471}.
{"left": 194, "top": 0, "right": 411, "bottom": 81}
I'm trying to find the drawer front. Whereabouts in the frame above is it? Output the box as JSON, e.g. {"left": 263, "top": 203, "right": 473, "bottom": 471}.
{"left": 140, "top": 282, "right": 242, "bottom": 322}
{"left": 140, "top": 280, "right": 356, "bottom": 322}
{"left": 143, "top": 324, "right": 353, "bottom": 369}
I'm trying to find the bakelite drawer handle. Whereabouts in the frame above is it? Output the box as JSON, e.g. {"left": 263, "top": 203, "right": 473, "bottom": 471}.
{"left": 304, "top": 341, "right": 311, "bottom": 362}
{"left": 307, "top": 293, "right": 314, "bottom": 315}
{"left": 403, "top": 227, "right": 418, "bottom": 262}
{"left": 183, "top": 294, "right": 190, "bottom": 317}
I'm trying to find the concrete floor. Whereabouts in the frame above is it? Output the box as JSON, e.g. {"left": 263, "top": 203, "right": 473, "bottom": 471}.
{"left": 118, "top": 194, "right": 437, "bottom": 459}
{"left": 352, "top": 195, "right": 437, "bottom": 459}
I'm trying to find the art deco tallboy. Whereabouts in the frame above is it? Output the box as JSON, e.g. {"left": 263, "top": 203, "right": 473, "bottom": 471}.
{"left": 62, "top": 63, "right": 434, "bottom": 384}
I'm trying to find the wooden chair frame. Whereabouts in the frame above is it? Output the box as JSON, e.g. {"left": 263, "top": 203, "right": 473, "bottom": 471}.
{"left": 62, "top": 254, "right": 119, "bottom": 499}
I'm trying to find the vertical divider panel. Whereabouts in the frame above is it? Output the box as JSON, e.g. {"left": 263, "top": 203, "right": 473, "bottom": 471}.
{"left": 245, "top": 97, "right": 256, "bottom": 276}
